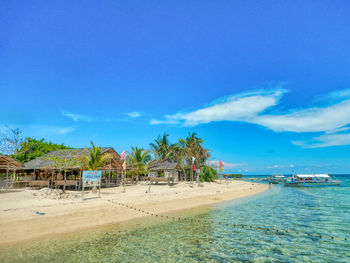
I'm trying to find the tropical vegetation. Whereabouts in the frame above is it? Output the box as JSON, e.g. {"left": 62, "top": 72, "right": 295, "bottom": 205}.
{"left": 13, "top": 138, "right": 71, "bottom": 163}
{"left": 2, "top": 125, "right": 220, "bottom": 183}
{"left": 127, "top": 147, "right": 151, "bottom": 181}
{"left": 199, "top": 166, "right": 218, "bottom": 182}
{"left": 80, "top": 142, "right": 113, "bottom": 170}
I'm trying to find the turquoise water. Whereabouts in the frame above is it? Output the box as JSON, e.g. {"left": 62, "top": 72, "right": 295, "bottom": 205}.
{"left": 1, "top": 176, "right": 350, "bottom": 262}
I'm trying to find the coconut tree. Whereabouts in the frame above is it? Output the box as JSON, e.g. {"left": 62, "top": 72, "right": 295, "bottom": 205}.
{"left": 172, "top": 143, "right": 187, "bottom": 181}
{"left": 179, "top": 132, "right": 209, "bottom": 182}
{"left": 80, "top": 142, "right": 113, "bottom": 170}
{"left": 127, "top": 147, "right": 152, "bottom": 182}
{"left": 149, "top": 133, "right": 175, "bottom": 161}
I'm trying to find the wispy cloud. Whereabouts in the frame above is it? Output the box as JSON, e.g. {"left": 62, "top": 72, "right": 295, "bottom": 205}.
{"left": 23, "top": 125, "right": 75, "bottom": 136}
{"left": 150, "top": 118, "right": 179, "bottom": 125}
{"left": 252, "top": 99, "right": 350, "bottom": 132}
{"left": 150, "top": 87, "right": 350, "bottom": 148}
{"left": 151, "top": 88, "right": 286, "bottom": 126}
{"left": 293, "top": 132, "right": 350, "bottom": 148}
{"left": 205, "top": 160, "right": 244, "bottom": 169}
{"left": 61, "top": 109, "right": 93, "bottom": 122}
{"left": 127, "top": 112, "right": 142, "bottom": 118}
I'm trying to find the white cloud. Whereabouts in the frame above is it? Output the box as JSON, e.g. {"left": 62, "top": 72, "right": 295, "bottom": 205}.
{"left": 252, "top": 99, "right": 350, "bottom": 132}
{"left": 61, "top": 109, "right": 93, "bottom": 122}
{"left": 325, "top": 127, "right": 350, "bottom": 134}
{"left": 152, "top": 89, "right": 286, "bottom": 126}
{"left": 205, "top": 160, "right": 244, "bottom": 169}
{"left": 127, "top": 112, "right": 142, "bottom": 118}
{"left": 151, "top": 87, "right": 350, "bottom": 147}
{"left": 23, "top": 125, "right": 75, "bottom": 136}
{"left": 150, "top": 118, "right": 179, "bottom": 125}
{"left": 292, "top": 132, "right": 350, "bottom": 148}
{"left": 55, "top": 127, "right": 75, "bottom": 135}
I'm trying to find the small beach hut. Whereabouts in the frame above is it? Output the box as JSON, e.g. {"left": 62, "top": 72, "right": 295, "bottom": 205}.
{"left": 147, "top": 160, "right": 180, "bottom": 184}
{"left": 0, "top": 155, "right": 24, "bottom": 188}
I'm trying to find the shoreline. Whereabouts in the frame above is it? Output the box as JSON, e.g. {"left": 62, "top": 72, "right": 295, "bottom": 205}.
{"left": 0, "top": 181, "right": 268, "bottom": 249}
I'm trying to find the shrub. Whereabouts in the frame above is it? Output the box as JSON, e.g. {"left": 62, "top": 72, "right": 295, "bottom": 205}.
{"left": 199, "top": 166, "right": 218, "bottom": 182}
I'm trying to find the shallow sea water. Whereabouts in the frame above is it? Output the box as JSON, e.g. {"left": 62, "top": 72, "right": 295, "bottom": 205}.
{"left": 1, "top": 176, "right": 349, "bottom": 262}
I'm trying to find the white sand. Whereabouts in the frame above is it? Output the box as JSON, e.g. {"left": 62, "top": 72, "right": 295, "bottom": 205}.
{"left": 0, "top": 181, "right": 267, "bottom": 248}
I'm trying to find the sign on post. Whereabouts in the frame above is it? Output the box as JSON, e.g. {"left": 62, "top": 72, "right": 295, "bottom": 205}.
{"left": 82, "top": 171, "right": 102, "bottom": 200}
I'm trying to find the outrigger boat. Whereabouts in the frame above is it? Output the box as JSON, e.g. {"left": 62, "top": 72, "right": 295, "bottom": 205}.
{"left": 268, "top": 174, "right": 286, "bottom": 184}
{"left": 284, "top": 174, "right": 341, "bottom": 187}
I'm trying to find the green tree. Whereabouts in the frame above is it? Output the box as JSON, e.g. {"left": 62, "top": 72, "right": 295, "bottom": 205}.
{"left": 179, "top": 132, "right": 210, "bottom": 182}
{"left": 172, "top": 143, "right": 187, "bottom": 180}
{"left": 149, "top": 133, "right": 175, "bottom": 161}
{"left": 127, "top": 147, "right": 152, "bottom": 182}
{"left": 80, "top": 142, "right": 113, "bottom": 170}
{"left": 199, "top": 166, "right": 218, "bottom": 182}
{"left": 14, "top": 138, "right": 70, "bottom": 163}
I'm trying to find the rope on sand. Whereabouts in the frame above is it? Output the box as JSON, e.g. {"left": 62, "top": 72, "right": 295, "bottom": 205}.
{"left": 106, "top": 199, "right": 348, "bottom": 241}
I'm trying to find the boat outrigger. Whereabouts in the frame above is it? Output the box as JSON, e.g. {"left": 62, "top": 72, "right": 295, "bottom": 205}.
{"left": 268, "top": 174, "right": 286, "bottom": 184}
{"left": 284, "top": 174, "right": 341, "bottom": 187}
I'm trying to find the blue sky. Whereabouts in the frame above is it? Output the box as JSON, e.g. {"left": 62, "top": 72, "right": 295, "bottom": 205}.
{"left": 1, "top": 1, "right": 350, "bottom": 174}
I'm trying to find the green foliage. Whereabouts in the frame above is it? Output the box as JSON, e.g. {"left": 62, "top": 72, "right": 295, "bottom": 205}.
{"left": 199, "top": 166, "right": 218, "bottom": 182}
{"left": 149, "top": 133, "right": 176, "bottom": 161}
{"left": 226, "top": 174, "right": 243, "bottom": 178}
{"left": 13, "top": 138, "right": 71, "bottom": 163}
{"left": 127, "top": 147, "right": 151, "bottom": 176}
{"left": 80, "top": 142, "right": 113, "bottom": 170}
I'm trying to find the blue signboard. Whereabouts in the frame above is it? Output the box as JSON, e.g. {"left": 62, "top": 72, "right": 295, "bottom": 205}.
{"left": 83, "top": 171, "right": 102, "bottom": 187}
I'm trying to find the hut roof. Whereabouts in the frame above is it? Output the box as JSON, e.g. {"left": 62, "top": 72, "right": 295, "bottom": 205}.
{"left": 0, "top": 155, "right": 24, "bottom": 169}
{"left": 147, "top": 160, "right": 180, "bottom": 171}
{"left": 24, "top": 148, "right": 122, "bottom": 170}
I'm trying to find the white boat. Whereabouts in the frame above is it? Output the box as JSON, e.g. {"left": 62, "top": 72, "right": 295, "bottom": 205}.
{"left": 284, "top": 174, "right": 341, "bottom": 187}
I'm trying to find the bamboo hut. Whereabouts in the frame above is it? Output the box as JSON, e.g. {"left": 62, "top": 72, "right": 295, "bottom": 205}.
{"left": 147, "top": 160, "right": 180, "bottom": 184}
{"left": 23, "top": 148, "right": 122, "bottom": 189}
{"left": 0, "top": 155, "right": 24, "bottom": 189}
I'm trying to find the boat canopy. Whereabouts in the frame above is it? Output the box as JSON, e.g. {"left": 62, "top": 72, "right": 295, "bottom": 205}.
{"left": 273, "top": 175, "right": 285, "bottom": 178}
{"left": 296, "top": 174, "right": 330, "bottom": 178}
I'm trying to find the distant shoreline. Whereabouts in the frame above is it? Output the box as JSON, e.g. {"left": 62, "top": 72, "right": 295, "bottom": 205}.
{"left": 0, "top": 181, "right": 268, "bottom": 249}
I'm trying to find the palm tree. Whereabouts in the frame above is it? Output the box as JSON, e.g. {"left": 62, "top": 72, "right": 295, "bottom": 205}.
{"left": 127, "top": 147, "right": 152, "bottom": 182}
{"left": 150, "top": 133, "right": 175, "bottom": 161}
{"left": 172, "top": 143, "right": 187, "bottom": 180}
{"left": 179, "top": 132, "right": 209, "bottom": 182}
{"left": 80, "top": 142, "right": 113, "bottom": 170}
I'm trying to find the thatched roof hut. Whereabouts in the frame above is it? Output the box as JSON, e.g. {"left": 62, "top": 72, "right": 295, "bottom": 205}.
{"left": 0, "top": 155, "right": 24, "bottom": 172}
{"left": 147, "top": 160, "right": 180, "bottom": 171}
{"left": 24, "top": 148, "right": 122, "bottom": 171}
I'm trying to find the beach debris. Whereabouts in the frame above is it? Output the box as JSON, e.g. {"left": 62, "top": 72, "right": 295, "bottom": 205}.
{"left": 32, "top": 188, "right": 80, "bottom": 200}
{"left": 35, "top": 211, "right": 45, "bottom": 215}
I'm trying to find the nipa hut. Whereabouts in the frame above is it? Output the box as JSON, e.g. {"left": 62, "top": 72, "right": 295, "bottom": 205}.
{"left": 147, "top": 160, "right": 180, "bottom": 183}
{"left": 0, "top": 156, "right": 24, "bottom": 188}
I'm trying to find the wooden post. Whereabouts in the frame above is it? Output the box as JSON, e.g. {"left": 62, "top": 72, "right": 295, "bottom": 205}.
{"left": 122, "top": 170, "right": 125, "bottom": 193}
{"left": 149, "top": 177, "right": 151, "bottom": 193}
{"left": 109, "top": 170, "right": 111, "bottom": 187}
{"left": 64, "top": 169, "right": 67, "bottom": 192}
{"left": 6, "top": 167, "right": 9, "bottom": 189}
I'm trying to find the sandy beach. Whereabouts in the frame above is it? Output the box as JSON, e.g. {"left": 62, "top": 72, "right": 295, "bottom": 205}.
{"left": 0, "top": 181, "right": 267, "bottom": 249}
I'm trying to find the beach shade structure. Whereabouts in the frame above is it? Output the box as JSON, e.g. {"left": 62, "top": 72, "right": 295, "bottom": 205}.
{"left": 0, "top": 155, "right": 24, "bottom": 189}
{"left": 22, "top": 148, "right": 123, "bottom": 190}
{"left": 147, "top": 160, "right": 181, "bottom": 185}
